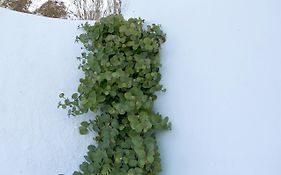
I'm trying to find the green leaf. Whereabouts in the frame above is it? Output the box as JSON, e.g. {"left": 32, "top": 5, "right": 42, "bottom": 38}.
{"left": 64, "top": 99, "right": 70, "bottom": 105}
{"left": 119, "top": 25, "right": 127, "bottom": 33}
{"left": 59, "top": 93, "right": 64, "bottom": 98}
{"left": 73, "top": 171, "right": 82, "bottom": 175}
{"left": 81, "top": 121, "right": 90, "bottom": 127}
{"left": 71, "top": 93, "right": 78, "bottom": 99}
{"left": 79, "top": 126, "right": 88, "bottom": 135}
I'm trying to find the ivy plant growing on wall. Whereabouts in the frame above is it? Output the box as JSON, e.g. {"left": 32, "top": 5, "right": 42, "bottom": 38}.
{"left": 59, "top": 14, "right": 171, "bottom": 175}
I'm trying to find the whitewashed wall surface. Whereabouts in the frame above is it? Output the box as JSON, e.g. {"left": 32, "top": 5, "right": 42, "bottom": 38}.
{"left": 1, "top": 0, "right": 281, "bottom": 175}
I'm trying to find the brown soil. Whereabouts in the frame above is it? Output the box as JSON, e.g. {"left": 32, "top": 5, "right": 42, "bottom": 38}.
{"left": 35, "top": 1, "right": 67, "bottom": 18}
{"left": 1, "top": 0, "right": 32, "bottom": 13}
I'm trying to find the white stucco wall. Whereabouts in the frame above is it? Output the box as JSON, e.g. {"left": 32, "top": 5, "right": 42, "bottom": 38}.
{"left": 0, "top": 9, "right": 95, "bottom": 175}
{"left": 1, "top": 0, "right": 281, "bottom": 174}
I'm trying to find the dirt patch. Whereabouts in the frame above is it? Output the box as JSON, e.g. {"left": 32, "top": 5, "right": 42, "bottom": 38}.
{"left": 35, "top": 1, "right": 67, "bottom": 18}
{"left": 1, "top": 0, "right": 32, "bottom": 13}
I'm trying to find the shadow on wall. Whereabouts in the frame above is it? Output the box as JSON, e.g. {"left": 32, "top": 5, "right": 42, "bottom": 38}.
{"left": 0, "top": 0, "right": 121, "bottom": 19}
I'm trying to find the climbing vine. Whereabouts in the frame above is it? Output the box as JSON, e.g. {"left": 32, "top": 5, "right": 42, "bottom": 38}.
{"left": 59, "top": 14, "right": 171, "bottom": 175}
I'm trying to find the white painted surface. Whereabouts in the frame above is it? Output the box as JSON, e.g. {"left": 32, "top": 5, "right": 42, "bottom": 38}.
{"left": 0, "top": 9, "right": 94, "bottom": 175}
{"left": 1, "top": 0, "right": 281, "bottom": 174}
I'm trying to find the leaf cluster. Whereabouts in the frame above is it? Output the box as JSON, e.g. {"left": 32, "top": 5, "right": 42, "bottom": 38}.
{"left": 59, "top": 14, "right": 170, "bottom": 175}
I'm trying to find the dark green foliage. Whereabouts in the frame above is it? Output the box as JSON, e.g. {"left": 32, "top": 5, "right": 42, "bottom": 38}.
{"left": 59, "top": 14, "right": 171, "bottom": 175}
